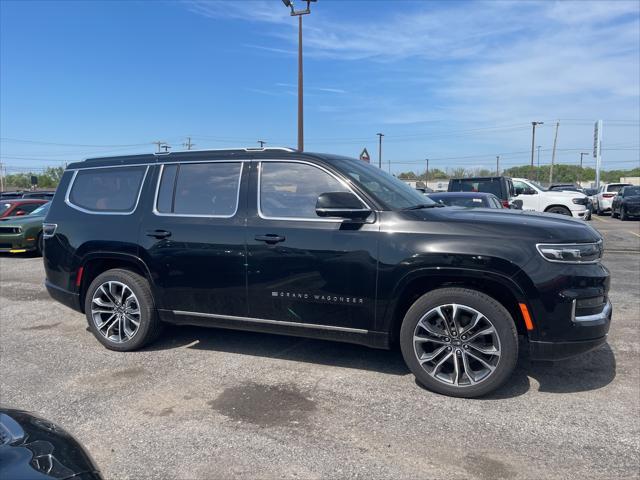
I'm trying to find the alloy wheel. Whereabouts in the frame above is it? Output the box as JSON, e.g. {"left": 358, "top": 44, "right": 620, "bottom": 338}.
{"left": 413, "top": 304, "right": 501, "bottom": 387}
{"left": 91, "top": 281, "right": 141, "bottom": 343}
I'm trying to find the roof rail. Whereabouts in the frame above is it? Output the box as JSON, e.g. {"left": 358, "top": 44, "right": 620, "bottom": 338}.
{"left": 85, "top": 146, "right": 298, "bottom": 162}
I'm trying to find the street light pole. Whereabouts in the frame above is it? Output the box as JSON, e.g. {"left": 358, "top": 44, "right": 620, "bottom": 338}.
{"left": 377, "top": 133, "right": 384, "bottom": 169}
{"left": 425, "top": 158, "right": 429, "bottom": 183}
{"left": 536, "top": 145, "right": 541, "bottom": 182}
{"left": 578, "top": 151, "right": 589, "bottom": 186}
{"left": 282, "top": 0, "right": 316, "bottom": 152}
{"left": 530, "top": 121, "right": 544, "bottom": 180}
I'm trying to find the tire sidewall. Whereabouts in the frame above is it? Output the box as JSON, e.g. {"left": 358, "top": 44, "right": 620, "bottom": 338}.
{"left": 400, "top": 288, "right": 518, "bottom": 398}
{"left": 84, "top": 270, "right": 155, "bottom": 351}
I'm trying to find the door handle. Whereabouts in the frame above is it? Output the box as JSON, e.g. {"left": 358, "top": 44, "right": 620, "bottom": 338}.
{"left": 146, "top": 229, "right": 172, "bottom": 239}
{"left": 254, "top": 234, "right": 285, "bottom": 244}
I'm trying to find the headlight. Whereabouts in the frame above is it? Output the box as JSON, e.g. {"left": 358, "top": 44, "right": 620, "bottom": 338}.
{"left": 572, "top": 197, "right": 588, "bottom": 205}
{"left": 536, "top": 241, "right": 603, "bottom": 263}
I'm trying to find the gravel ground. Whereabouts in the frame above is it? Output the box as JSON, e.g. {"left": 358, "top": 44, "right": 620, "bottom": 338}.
{"left": 1, "top": 217, "right": 638, "bottom": 479}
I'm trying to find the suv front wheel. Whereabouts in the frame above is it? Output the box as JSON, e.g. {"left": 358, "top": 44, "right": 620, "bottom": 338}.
{"left": 84, "top": 269, "right": 163, "bottom": 351}
{"left": 400, "top": 288, "right": 518, "bottom": 398}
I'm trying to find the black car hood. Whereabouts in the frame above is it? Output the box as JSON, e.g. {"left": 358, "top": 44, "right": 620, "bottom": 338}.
{"left": 0, "top": 408, "right": 102, "bottom": 480}
{"left": 397, "top": 207, "right": 601, "bottom": 243}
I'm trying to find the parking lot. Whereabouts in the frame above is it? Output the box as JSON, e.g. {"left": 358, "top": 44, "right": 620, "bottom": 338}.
{"left": 0, "top": 218, "right": 638, "bottom": 480}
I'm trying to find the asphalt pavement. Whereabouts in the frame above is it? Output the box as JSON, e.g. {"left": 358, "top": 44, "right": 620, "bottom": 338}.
{"left": 1, "top": 217, "right": 638, "bottom": 479}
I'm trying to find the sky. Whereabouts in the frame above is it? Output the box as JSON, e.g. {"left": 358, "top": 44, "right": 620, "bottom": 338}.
{"left": 1, "top": 0, "right": 639, "bottom": 176}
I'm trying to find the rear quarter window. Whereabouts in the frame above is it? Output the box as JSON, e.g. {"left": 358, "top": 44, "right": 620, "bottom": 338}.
{"left": 67, "top": 166, "right": 147, "bottom": 213}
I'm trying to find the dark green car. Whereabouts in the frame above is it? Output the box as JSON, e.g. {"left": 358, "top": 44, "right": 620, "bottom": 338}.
{"left": 0, "top": 202, "right": 50, "bottom": 255}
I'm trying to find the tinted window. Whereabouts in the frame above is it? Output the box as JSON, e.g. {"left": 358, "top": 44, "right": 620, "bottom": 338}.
{"left": 164, "top": 162, "right": 242, "bottom": 216}
{"left": 0, "top": 203, "right": 11, "bottom": 214}
{"left": 15, "top": 203, "right": 42, "bottom": 214}
{"left": 260, "top": 162, "right": 353, "bottom": 219}
{"left": 607, "top": 184, "right": 630, "bottom": 193}
{"left": 31, "top": 202, "right": 50, "bottom": 216}
{"left": 156, "top": 164, "right": 178, "bottom": 213}
{"left": 437, "top": 196, "right": 487, "bottom": 207}
{"left": 623, "top": 186, "right": 640, "bottom": 197}
{"left": 69, "top": 166, "right": 146, "bottom": 213}
{"left": 449, "top": 179, "right": 503, "bottom": 198}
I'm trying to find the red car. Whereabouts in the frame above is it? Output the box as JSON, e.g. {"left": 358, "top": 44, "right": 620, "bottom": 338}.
{"left": 0, "top": 199, "right": 47, "bottom": 219}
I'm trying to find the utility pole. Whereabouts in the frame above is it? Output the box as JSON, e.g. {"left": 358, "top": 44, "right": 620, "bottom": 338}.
{"left": 0, "top": 161, "right": 4, "bottom": 193}
{"left": 257, "top": 140, "right": 267, "bottom": 148}
{"left": 578, "top": 151, "right": 589, "bottom": 186}
{"left": 182, "top": 137, "right": 195, "bottom": 150}
{"left": 425, "top": 158, "right": 429, "bottom": 182}
{"left": 549, "top": 121, "right": 559, "bottom": 184}
{"left": 530, "top": 121, "right": 544, "bottom": 180}
{"left": 496, "top": 155, "right": 500, "bottom": 176}
{"left": 377, "top": 133, "right": 384, "bottom": 169}
{"left": 282, "top": 0, "right": 316, "bottom": 152}
{"left": 536, "top": 146, "right": 541, "bottom": 182}
{"left": 153, "top": 141, "right": 166, "bottom": 153}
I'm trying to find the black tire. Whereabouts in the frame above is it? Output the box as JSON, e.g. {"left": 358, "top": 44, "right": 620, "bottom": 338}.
{"left": 36, "top": 232, "right": 44, "bottom": 256}
{"left": 620, "top": 206, "right": 627, "bottom": 221}
{"left": 546, "top": 205, "right": 572, "bottom": 216}
{"left": 400, "top": 287, "right": 518, "bottom": 398}
{"left": 611, "top": 208, "right": 619, "bottom": 219}
{"left": 84, "top": 268, "right": 163, "bottom": 351}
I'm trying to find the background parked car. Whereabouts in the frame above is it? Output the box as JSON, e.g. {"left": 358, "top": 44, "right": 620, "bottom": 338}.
{"left": 611, "top": 185, "right": 640, "bottom": 220}
{"left": 595, "top": 183, "right": 632, "bottom": 215}
{"left": 447, "top": 176, "right": 515, "bottom": 208}
{"left": 427, "top": 191, "right": 505, "bottom": 208}
{"left": 583, "top": 187, "right": 598, "bottom": 217}
{"left": 512, "top": 178, "right": 590, "bottom": 219}
{"left": 0, "top": 408, "right": 103, "bottom": 480}
{"left": 0, "top": 202, "right": 50, "bottom": 255}
{"left": 0, "top": 199, "right": 47, "bottom": 219}
{"left": 0, "top": 190, "right": 56, "bottom": 200}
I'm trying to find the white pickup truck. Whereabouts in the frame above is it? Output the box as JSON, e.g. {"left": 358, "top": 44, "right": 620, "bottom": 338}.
{"left": 512, "top": 178, "right": 590, "bottom": 220}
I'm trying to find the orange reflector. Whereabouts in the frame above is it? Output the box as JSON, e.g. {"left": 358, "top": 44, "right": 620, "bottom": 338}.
{"left": 519, "top": 303, "right": 534, "bottom": 331}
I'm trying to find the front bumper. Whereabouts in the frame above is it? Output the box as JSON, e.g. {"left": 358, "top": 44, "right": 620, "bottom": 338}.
{"left": 529, "top": 300, "right": 612, "bottom": 360}
{"left": 570, "top": 205, "right": 588, "bottom": 219}
{"left": 624, "top": 203, "right": 640, "bottom": 216}
{"left": 0, "top": 233, "right": 36, "bottom": 253}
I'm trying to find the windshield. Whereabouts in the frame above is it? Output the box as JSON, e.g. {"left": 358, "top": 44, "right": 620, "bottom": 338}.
{"left": 30, "top": 202, "right": 50, "bottom": 216}
{"left": 337, "top": 160, "right": 435, "bottom": 209}
{"left": 624, "top": 186, "right": 640, "bottom": 197}
{"left": 0, "top": 202, "right": 12, "bottom": 215}
{"left": 608, "top": 184, "right": 630, "bottom": 193}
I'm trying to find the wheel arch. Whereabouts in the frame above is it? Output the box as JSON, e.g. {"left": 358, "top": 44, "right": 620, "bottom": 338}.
{"left": 386, "top": 268, "right": 529, "bottom": 345}
{"left": 78, "top": 253, "right": 155, "bottom": 313}
{"left": 544, "top": 204, "right": 572, "bottom": 214}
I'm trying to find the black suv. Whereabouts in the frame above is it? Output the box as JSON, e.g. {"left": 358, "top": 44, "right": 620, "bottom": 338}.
{"left": 43, "top": 148, "right": 612, "bottom": 397}
{"left": 448, "top": 176, "right": 515, "bottom": 208}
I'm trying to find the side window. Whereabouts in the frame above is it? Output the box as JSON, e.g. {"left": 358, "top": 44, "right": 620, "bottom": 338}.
{"left": 156, "top": 162, "right": 242, "bottom": 217}
{"left": 68, "top": 166, "right": 147, "bottom": 213}
{"left": 513, "top": 180, "right": 527, "bottom": 193}
{"left": 260, "top": 162, "right": 353, "bottom": 219}
{"left": 17, "top": 203, "right": 41, "bottom": 214}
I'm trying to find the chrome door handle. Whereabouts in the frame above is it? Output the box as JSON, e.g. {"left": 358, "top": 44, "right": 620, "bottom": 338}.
{"left": 254, "top": 234, "right": 285, "bottom": 244}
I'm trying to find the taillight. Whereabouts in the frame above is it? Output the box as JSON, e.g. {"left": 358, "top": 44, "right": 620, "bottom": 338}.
{"left": 603, "top": 193, "right": 615, "bottom": 198}
{"left": 501, "top": 200, "right": 510, "bottom": 208}
{"left": 42, "top": 223, "right": 57, "bottom": 239}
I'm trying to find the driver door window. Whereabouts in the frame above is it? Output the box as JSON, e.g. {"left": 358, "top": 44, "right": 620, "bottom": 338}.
{"left": 259, "top": 162, "right": 354, "bottom": 220}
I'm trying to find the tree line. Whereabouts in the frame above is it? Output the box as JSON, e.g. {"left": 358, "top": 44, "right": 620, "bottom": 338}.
{"left": 397, "top": 164, "right": 640, "bottom": 184}
{"left": 2, "top": 166, "right": 66, "bottom": 189}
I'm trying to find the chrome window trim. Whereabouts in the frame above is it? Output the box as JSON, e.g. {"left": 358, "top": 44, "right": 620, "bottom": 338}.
{"left": 64, "top": 166, "right": 149, "bottom": 216}
{"left": 257, "top": 159, "right": 372, "bottom": 223}
{"left": 152, "top": 161, "right": 244, "bottom": 219}
{"left": 172, "top": 310, "right": 369, "bottom": 334}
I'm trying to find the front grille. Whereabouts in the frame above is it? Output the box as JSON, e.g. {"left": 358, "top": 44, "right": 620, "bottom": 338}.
{"left": 0, "top": 227, "right": 20, "bottom": 234}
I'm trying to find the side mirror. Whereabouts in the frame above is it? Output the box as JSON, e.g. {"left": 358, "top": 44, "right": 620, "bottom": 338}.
{"left": 15, "top": 210, "right": 27, "bottom": 216}
{"left": 315, "top": 192, "right": 371, "bottom": 220}
{"left": 510, "top": 199, "right": 523, "bottom": 210}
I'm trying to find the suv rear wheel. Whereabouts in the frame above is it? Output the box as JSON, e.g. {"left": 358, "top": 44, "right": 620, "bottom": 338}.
{"left": 400, "top": 288, "right": 518, "bottom": 398}
{"left": 84, "top": 269, "right": 163, "bottom": 351}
